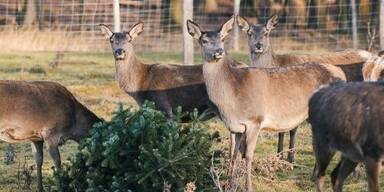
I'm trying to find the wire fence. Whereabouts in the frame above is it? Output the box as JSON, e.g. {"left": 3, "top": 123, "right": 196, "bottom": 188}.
{"left": 0, "top": 0, "right": 381, "bottom": 53}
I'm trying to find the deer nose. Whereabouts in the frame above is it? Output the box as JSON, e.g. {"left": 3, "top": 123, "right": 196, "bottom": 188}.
{"left": 115, "top": 49, "right": 125, "bottom": 56}
{"left": 214, "top": 49, "right": 224, "bottom": 58}
{"left": 255, "top": 43, "right": 263, "bottom": 50}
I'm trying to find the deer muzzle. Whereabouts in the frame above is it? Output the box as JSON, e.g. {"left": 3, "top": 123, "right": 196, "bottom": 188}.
{"left": 213, "top": 49, "right": 224, "bottom": 59}
{"left": 114, "top": 49, "right": 126, "bottom": 60}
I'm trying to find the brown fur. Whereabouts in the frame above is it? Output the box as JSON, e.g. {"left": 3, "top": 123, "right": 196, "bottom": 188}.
{"left": 115, "top": 56, "right": 215, "bottom": 118}
{"left": 0, "top": 80, "right": 101, "bottom": 192}
{"left": 190, "top": 17, "right": 346, "bottom": 191}
{"left": 101, "top": 23, "right": 246, "bottom": 120}
{"left": 275, "top": 50, "right": 367, "bottom": 66}
{"left": 236, "top": 16, "right": 372, "bottom": 82}
{"left": 271, "top": 50, "right": 369, "bottom": 81}
{"left": 203, "top": 57, "right": 346, "bottom": 191}
{"left": 362, "top": 53, "right": 384, "bottom": 81}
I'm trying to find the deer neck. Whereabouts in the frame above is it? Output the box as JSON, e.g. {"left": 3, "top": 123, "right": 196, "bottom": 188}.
{"left": 114, "top": 50, "right": 147, "bottom": 94}
{"left": 72, "top": 104, "right": 102, "bottom": 142}
{"left": 202, "top": 56, "right": 238, "bottom": 104}
{"left": 250, "top": 46, "right": 277, "bottom": 68}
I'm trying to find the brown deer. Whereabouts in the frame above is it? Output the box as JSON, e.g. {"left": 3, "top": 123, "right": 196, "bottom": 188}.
{"left": 0, "top": 80, "right": 101, "bottom": 192}
{"left": 187, "top": 17, "right": 346, "bottom": 191}
{"left": 99, "top": 23, "right": 219, "bottom": 121}
{"left": 236, "top": 14, "right": 372, "bottom": 81}
{"left": 362, "top": 51, "right": 384, "bottom": 81}
{"left": 236, "top": 14, "right": 372, "bottom": 162}
{"left": 309, "top": 81, "right": 384, "bottom": 192}
{"left": 99, "top": 23, "right": 301, "bottom": 162}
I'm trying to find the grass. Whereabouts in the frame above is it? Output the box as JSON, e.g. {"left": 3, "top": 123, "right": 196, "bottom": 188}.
{"left": 0, "top": 51, "right": 382, "bottom": 192}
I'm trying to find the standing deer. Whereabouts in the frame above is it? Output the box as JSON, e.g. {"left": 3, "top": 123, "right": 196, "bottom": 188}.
{"left": 99, "top": 23, "right": 218, "bottom": 121}
{"left": 0, "top": 80, "right": 101, "bottom": 192}
{"left": 187, "top": 17, "right": 346, "bottom": 191}
{"left": 309, "top": 81, "right": 384, "bottom": 192}
{"left": 237, "top": 14, "right": 372, "bottom": 80}
{"left": 99, "top": 23, "right": 300, "bottom": 160}
{"left": 236, "top": 14, "right": 373, "bottom": 162}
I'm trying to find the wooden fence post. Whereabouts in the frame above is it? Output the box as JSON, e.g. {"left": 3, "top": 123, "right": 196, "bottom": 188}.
{"left": 380, "top": 0, "right": 384, "bottom": 50}
{"left": 350, "top": 0, "right": 358, "bottom": 49}
{"left": 113, "top": 0, "right": 121, "bottom": 32}
{"left": 183, "top": 0, "right": 194, "bottom": 65}
{"left": 233, "top": 0, "right": 240, "bottom": 51}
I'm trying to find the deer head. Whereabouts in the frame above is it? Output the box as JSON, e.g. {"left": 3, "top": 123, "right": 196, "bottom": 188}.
{"left": 237, "top": 14, "right": 278, "bottom": 56}
{"left": 187, "top": 17, "right": 234, "bottom": 63}
{"left": 99, "top": 22, "right": 144, "bottom": 60}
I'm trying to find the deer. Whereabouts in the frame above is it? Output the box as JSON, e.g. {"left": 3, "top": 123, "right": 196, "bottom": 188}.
{"left": 0, "top": 80, "right": 101, "bottom": 192}
{"left": 98, "top": 23, "right": 305, "bottom": 163}
{"left": 187, "top": 16, "right": 346, "bottom": 191}
{"left": 309, "top": 81, "right": 384, "bottom": 192}
{"left": 99, "top": 22, "right": 220, "bottom": 121}
{"left": 236, "top": 14, "right": 373, "bottom": 163}
{"left": 236, "top": 14, "right": 372, "bottom": 81}
{"left": 362, "top": 51, "right": 384, "bottom": 81}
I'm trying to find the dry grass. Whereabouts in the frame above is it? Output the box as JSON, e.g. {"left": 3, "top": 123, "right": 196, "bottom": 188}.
{"left": 0, "top": 29, "right": 107, "bottom": 52}
{"left": 210, "top": 150, "right": 295, "bottom": 192}
{"left": 0, "top": 28, "right": 358, "bottom": 54}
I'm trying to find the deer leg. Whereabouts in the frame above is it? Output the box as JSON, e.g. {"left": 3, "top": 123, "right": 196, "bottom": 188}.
{"left": 47, "top": 143, "right": 61, "bottom": 172}
{"left": 245, "top": 126, "right": 261, "bottom": 192}
{"left": 31, "top": 141, "right": 44, "bottom": 192}
{"left": 365, "top": 157, "right": 380, "bottom": 192}
{"left": 331, "top": 156, "right": 358, "bottom": 192}
{"left": 229, "top": 132, "right": 243, "bottom": 177}
{"left": 313, "top": 145, "right": 334, "bottom": 192}
{"left": 277, "top": 132, "right": 285, "bottom": 159}
{"left": 287, "top": 127, "right": 298, "bottom": 163}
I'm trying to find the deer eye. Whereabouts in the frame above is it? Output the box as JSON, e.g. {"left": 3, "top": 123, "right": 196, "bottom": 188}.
{"left": 201, "top": 39, "right": 208, "bottom": 44}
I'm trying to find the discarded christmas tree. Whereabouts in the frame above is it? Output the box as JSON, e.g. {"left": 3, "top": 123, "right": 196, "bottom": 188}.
{"left": 48, "top": 101, "right": 218, "bottom": 191}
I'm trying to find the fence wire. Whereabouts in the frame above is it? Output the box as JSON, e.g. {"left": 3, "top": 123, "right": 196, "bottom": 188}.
{"left": 0, "top": 0, "right": 380, "bottom": 53}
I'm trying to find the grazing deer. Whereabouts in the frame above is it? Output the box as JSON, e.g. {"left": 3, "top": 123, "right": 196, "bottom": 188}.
{"left": 187, "top": 17, "right": 346, "bottom": 191}
{"left": 236, "top": 14, "right": 372, "bottom": 162}
{"left": 309, "top": 81, "right": 384, "bottom": 192}
{"left": 362, "top": 51, "right": 384, "bottom": 81}
{"left": 0, "top": 80, "right": 101, "bottom": 192}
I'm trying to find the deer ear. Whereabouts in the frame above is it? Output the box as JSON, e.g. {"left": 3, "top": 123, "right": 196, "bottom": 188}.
{"left": 128, "top": 22, "right": 144, "bottom": 41}
{"left": 236, "top": 15, "right": 250, "bottom": 33}
{"left": 265, "top": 14, "right": 279, "bottom": 32}
{"left": 99, "top": 24, "right": 113, "bottom": 39}
{"left": 187, "top": 20, "right": 202, "bottom": 40}
{"left": 220, "top": 16, "right": 234, "bottom": 40}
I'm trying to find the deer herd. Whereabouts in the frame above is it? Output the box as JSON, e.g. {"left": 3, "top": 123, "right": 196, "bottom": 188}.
{"left": 0, "top": 14, "right": 384, "bottom": 192}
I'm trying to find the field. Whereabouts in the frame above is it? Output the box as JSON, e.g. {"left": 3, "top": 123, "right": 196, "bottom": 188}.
{"left": 0, "top": 51, "right": 382, "bottom": 192}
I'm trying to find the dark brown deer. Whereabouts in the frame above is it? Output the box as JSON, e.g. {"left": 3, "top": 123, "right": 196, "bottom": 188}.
{"left": 187, "top": 17, "right": 346, "bottom": 191}
{"left": 236, "top": 14, "right": 373, "bottom": 162}
{"left": 309, "top": 81, "right": 384, "bottom": 192}
{"left": 0, "top": 80, "right": 101, "bottom": 192}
